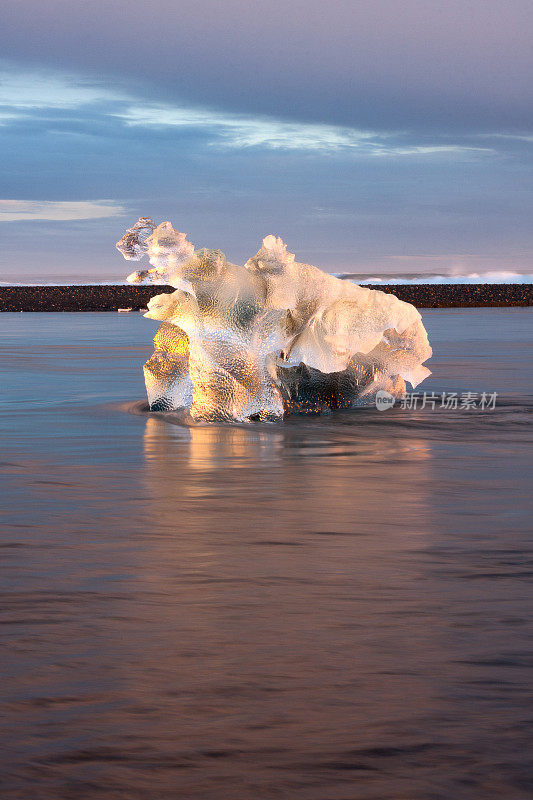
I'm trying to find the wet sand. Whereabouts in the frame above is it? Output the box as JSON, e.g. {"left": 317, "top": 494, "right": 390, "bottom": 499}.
{"left": 1, "top": 309, "right": 532, "bottom": 799}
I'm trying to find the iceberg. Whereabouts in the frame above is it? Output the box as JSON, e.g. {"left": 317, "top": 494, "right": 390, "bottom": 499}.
{"left": 116, "top": 219, "right": 432, "bottom": 421}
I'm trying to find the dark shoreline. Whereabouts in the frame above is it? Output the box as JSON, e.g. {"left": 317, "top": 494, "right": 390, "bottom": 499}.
{"left": 0, "top": 283, "right": 531, "bottom": 311}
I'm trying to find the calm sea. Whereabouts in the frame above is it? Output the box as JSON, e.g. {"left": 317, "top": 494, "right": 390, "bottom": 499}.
{"left": 1, "top": 309, "right": 532, "bottom": 800}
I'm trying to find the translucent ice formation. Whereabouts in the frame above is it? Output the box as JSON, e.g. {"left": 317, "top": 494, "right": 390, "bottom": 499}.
{"left": 116, "top": 219, "right": 432, "bottom": 421}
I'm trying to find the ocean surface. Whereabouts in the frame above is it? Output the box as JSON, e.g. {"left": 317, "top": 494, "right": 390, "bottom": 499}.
{"left": 1, "top": 309, "right": 532, "bottom": 800}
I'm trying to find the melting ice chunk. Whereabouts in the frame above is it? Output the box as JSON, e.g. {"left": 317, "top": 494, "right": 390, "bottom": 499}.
{"left": 116, "top": 220, "right": 432, "bottom": 420}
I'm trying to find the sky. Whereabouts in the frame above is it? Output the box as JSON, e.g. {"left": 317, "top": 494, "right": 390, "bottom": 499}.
{"left": 0, "top": 0, "right": 532, "bottom": 280}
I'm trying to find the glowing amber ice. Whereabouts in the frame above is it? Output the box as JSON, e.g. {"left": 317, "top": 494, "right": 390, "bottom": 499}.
{"left": 117, "top": 219, "right": 432, "bottom": 421}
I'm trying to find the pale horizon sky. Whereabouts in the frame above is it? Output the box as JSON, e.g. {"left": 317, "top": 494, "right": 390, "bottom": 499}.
{"left": 1, "top": 0, "right": 532, "bottom": 279}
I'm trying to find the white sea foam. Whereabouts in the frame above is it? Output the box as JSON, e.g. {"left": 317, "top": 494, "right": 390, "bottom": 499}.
{"left": 2, "top": 270, "right": 531, "bottom": 288}
{"left": 339, "top": 271, "right": 533, "bottom": 285}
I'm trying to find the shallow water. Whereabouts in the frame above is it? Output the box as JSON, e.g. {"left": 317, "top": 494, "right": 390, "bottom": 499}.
{"left": 1, "top": 309, "right": 532, "bottom": 800}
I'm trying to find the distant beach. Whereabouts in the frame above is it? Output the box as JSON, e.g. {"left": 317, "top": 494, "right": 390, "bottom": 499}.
{"left": 0, "top": 283, "right": 531, "bottom": 312}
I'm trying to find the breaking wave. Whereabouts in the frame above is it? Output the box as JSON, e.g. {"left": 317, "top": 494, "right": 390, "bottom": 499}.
{"left": 2, "top": 271, "right": 532, "bottom": 288}
{"left": 338, "top": 271, "right": 533, "bottom": 285}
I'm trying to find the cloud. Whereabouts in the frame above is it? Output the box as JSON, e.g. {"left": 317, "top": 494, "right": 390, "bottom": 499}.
{"left": 0, "top": 1, "right": 531, "bottom": 133}
{"left": 0, "top": 200, "right": 126, "bottom": 222}
{"left": 0, "top": 64, "right": 126, "bottom": 112}
{"left": 0, "top": 6, "right": 531, "bottom": 280}
{"left": 118, "top": 104, "right": 376, "bottom": 151}
{"left": 0, "top": 66, "right": 495, "bottom": 156}
{"left": 110, "top": 101, "right": 494, "bottom": 156}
